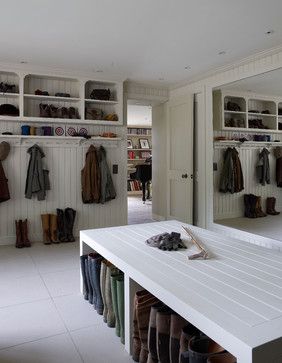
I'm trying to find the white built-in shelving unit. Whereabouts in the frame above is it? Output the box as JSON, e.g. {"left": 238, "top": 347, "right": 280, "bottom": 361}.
{"left": 213, "top": 89, "right": 282, "bottom": 133}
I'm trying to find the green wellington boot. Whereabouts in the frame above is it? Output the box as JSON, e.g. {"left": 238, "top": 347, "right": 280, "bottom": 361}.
{"left": 117, "top": 275, "right": 125, "bottom": 344}
{"left": 111, "top": 272, "right": 123, "bottom": 337}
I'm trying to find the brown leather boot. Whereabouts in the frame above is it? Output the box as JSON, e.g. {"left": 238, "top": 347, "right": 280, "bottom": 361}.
{"left": 15, "top": 220, "right": 24, "bottom": 248}
{"left": 41, "top": 214, "right": 51, "bottom": 244}
{"left": 207, "top": 352, "right": 237, "bottom": 363}
{"left": 169, "top": 313, "right": 188, "bottom": 363}
{"left": 255, "top": 196, "right": 266, "bottom": 217}
{"left": 266, "top": 197, "right": 280, "bottom": 215}
{"left": 50, "top": 214, "right": 59, "bottom": 243}
{"left": 21, "top": 219, "right": 31, "bottom": 247}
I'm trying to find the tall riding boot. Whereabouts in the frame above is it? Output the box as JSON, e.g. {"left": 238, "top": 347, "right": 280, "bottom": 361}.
{"left": 50, "top": 214, "right": 59, "bottom": 243}
{"left": 267, "top": 197, "right": 280, "bottom": 215}
{"left": 56, "top": 209, "right": 67, "bottom": 242}
{"left": 85, "top": 258, "right": 93, "bottom": 304}
{"left": 111, "top": 272, "right": 122, "bottom": 337}
{"left": 156, "top": 306, "right": 172, "bottom": 363}
{"left": 249, "top": 194, "right": 258, "bottom": 218}
{"left": 41, "top": 214, "right": 51, "bottom": 244}
{"left": 87, "top": 253, "right": 99, "bottom": 308}
{"left": 147, "top": 302, "right": 164, "bottom": 363}
{"left": 15, "top": 220, "right": 24, "bottom": 248}
{"left": 244, "top": 194, "right": 251, "bottom": 218}
{"left": 169, "top": 313, "right": 187, "bottom": 363}
{"left": 65, "top": 208, "right": 76, "bottom": 242}
{"left": 188, "top": 336, "right": 225, "bottom": 363}
{"left": 80, "top": 255, "right": 89, "bottom": 300}
{"left": 116, "top": 275, "right": 125, "bottom": 344}
{"left": 21, "top": 219, "right": 31, "bottom": 247}
{"left": 255, "top": 196, "right": 266, "bottom": 217}
{"left": 207, "top": 352, "right": 237, "bottom": 363}
{"left": 100, "top": 260, "right": 108, "bottom": 323}
{"left": 179, "top": 323, "right": 200, "bottom": 362}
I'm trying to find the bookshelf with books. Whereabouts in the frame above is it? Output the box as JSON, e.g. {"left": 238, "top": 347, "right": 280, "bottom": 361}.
{"left": 127, "top": 126, "right": 152, "bottom": 195}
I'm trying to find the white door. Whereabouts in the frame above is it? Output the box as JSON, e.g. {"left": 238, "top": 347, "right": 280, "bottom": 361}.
{"left": 167, "top": 95, "right": 194, "bottom": 223}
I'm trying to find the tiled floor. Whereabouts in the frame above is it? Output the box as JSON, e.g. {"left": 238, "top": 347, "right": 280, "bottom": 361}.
{"left": 0, "top": 242, "right": 133, "bottom": 363}
{"left": 128, "top": 195, "right": 153, "bottom": 224}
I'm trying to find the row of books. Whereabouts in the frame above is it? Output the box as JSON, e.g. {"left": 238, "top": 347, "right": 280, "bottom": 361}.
{"left": 128, "top": 128, "right": 151, "bottom": 135}
{"left": 128, "top": 150, "right": 151, "bottom": 159}
{"left": 127, "top": 180, "right": 142, "bottom": 192}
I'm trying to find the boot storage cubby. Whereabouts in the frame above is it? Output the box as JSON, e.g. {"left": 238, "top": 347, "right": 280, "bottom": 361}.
{"left": 80, "top": 220, "right": 282, "bottom": 363}
{"left": 0, "top": 70, "right": 123, "bottom": 127}
{"left": 213, "top": 89, "right": 282, "bottom": 132}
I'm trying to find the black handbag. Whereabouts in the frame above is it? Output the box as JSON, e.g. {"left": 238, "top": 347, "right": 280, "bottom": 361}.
{"left": 90, "top": 89, "right": 111, "bottom": 101}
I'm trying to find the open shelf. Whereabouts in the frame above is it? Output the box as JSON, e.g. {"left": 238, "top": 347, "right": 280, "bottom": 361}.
{"left": 85, "top": 99, "right": 118, "bottom": 105}
{"left": 24, "top": 94, "right": 80, "bottom": 102}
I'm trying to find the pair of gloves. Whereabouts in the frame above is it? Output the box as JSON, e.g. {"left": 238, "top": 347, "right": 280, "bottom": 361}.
{"left": 146, "top": 232, "right": 186, "bottom": 251}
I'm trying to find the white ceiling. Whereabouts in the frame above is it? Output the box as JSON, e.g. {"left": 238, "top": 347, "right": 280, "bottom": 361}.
{"left": 2, "top": 0, "right": 282, "bottom": 85}
{"left": 221, "top": 68, "right": 282, "bottom": 96}
{"left": 127, "top": 105, "right": 152, "bottom": 126}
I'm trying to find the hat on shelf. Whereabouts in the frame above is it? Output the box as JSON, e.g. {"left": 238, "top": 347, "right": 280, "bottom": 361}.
{"left": 0, "top": 141, "right": 11, "bottom": 161}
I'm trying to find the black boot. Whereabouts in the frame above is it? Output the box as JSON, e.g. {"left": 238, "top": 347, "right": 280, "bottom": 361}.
{"left": 249, "top": 194, "right": 258, "bottom": 218}
{"left": 65, "top": 208, "right": 76, "bottom": 242}
{"left": 80, "top": 255, "right": 89, "bottom": 300}
{"left": 244, "top": 194, "right": 251, "bottom": 218}
{"left": 56, "top": 209, "right": 67, "bottom": 242}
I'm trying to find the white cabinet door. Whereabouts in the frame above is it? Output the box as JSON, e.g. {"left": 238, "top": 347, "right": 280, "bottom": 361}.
{"left": 167, "top": 95, "right": 194, "bottom": 223}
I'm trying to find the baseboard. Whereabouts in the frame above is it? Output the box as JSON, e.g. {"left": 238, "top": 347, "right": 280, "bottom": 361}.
{"left": 152, "top": 213, "right": 166, "bottom": 221}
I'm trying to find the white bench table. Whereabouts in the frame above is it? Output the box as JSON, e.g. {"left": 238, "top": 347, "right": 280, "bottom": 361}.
{"left": 80, "top": 220, "right": 282, "bottom": 363}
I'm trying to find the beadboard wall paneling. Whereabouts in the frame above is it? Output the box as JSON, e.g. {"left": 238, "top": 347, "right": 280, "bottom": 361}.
{"left": 0, "top": 124, "right": 127, "bottom": 245}
{"left": 213, "top": 137, "right": 282, "bottom": 220}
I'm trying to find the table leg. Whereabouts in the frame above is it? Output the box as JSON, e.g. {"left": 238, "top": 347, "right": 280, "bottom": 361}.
{"left": 124, "top": 274, "right": 143, "bottom": 355}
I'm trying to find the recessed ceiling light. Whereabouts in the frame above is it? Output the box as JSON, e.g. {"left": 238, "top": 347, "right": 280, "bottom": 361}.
{"left": 20, "top": 61, "right": 28, "bottom": 64}
{"left": 218, "top": 51, "right": 226, "bottom": 56}
{"left": 184, "top": 66, "right": 191, "bottom": 70}
{"left": 265, "top": 30, "right": 274, "bottom": 35}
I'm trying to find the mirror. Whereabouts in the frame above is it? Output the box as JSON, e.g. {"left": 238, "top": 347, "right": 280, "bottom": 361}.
{"left": 212, "top": 68, "right": 282, "bottom": 243}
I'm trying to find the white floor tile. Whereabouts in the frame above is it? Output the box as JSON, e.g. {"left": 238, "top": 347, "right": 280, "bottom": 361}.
{"left": 71, "top": 325, "right": 134, "bottom": 363}
{"left": 0, "top": 253, "right": 38, "bottom": 279}
{"left": 53, "top": 294, "right": 103, "bottom": 332}
{"left": 0, "top": 333, "right": 83, "bottom": 363}
{"left": 41, "top": 268, "right": 80, "bottom": 297}
{"left": 0, "top": 275, "right": 50, "bottom": 308}
{"left": 0, "top": 299, "right": 66, "bottom": 349}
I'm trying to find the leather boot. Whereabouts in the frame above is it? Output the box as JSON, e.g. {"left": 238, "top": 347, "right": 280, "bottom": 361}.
{"left": 65, "top": 208, "right": 76, "bottom": 242}
{"left": 187, "top": 336, "right": 225, "bottom": 363}
{"left": 15, "top": 220, "right": 24, "bottom": 248}
{"left": 249, "top": 194, "right": 258, "bottom": 218}
{"left": 56, "top": 209, "right": 67, "bottom": 242}
{"left": 87, "top": 253, "right": 98, "bottom": 308}
{"left": 85, "top": 258, "right": 93, "bottom": 304}
{"left": 179, "top": 323, "right": 200, "bottom": 361}
{"left": 132, "top": 290, "right": 157, "bottom": 362}
{"left": 255, "top": 196, "right": 266, "bottom": 217}
{"left": 169, "top": 313, "right": 188, "bottom": 363}
{"left": 244, "top": 194, "right": 251, "bottom": 218}
{"left": 207, "top": 352, "right": 237, "bottom": 363}
{"left": 116, "top": 275, "right": 125, "bottom": 344}
{"left": 267, "top": 197, "right": 280, "bottom": 215}
{"left": 80, "top": 255, "right": 89, "bottom": 300}
{"left": 100, "top": 260, "right": 108, "bottom": 323}
{"left": 156, "top": 306, "right": 172, "bottom": 363}
{"left": 41, "top": 214, "right": 51, "bottom": 244}
{"left": 21, "top": 219, "right": 31, "bottom": 247}
{"left": 147, "top": 302, "right": 164, "bottom": 363}
{"left": 50, "top": 214, "right": 59, "bottom": 243}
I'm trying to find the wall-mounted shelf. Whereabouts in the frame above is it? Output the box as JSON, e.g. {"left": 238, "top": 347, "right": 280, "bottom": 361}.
{"left": 24, "top": 94, "right": 81, "bottom": 102}
{"left": 85, "top": 99, "right": 118, "bottom": 105}
{"left": 0, "top": 92, "right": 19, "bottom": 98}
{"left": 214, "top": 140, "right": 282, "bottom": 148}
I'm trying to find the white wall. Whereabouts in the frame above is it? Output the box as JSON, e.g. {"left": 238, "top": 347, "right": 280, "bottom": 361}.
{"left": 152, "top": 103, "right": 167, "bottom": 220}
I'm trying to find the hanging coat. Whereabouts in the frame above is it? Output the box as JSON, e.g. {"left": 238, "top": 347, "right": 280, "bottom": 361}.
{"left": 0, "top": 161, "right": 10, "bottom": 202}
{"left": 219, "top": 147, "right": 244, "bottom": 193}
{"left": 25, "top": 144, "right": 50, "bottom": 201}
{"left": 97, "top": 146, "right": 116, "bottom": 203}
{"left": 81, "top": 145, "right": 101, "bottom": 203}
{"left": 256, "top": 148, "right": 270, "bottom": 186}
{"left": 274, "top": 147, "right": 282, "bottom": 187}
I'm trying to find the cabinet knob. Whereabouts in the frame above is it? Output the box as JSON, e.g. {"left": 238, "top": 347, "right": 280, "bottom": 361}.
{"left": 181, "top": 173, "right": 188, "bottom": 179}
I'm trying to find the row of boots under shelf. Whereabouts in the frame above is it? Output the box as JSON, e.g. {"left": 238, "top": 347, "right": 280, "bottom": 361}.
{"left": 244, "top": 195, "right": 280, "bottom": 218}
{"left": 15, "top": 207, "right": 76, "bottom": 248}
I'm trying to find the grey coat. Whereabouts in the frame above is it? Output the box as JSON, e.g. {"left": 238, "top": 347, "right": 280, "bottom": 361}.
{"left": 25, "top": 144, "right": 50, "bottom": 201}
{"left": 256, "top": 148, "right": 270, "bottom": 186}
{"left": 97, "top": 146, "right": 116, "bottom": 203}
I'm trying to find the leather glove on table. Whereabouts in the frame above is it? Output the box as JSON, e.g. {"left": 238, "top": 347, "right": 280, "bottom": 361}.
{"left": 158, "top": 232, "right": 187, "bottom": 251}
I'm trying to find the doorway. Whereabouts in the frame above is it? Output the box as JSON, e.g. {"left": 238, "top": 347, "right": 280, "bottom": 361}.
{"left": 127, "top": 101, "right": 153, "bottom": 224}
